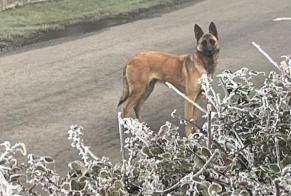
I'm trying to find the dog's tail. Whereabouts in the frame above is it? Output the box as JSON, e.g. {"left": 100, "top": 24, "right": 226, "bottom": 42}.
{"left": 118, "top": 65, "right": 129, "bottom": 107}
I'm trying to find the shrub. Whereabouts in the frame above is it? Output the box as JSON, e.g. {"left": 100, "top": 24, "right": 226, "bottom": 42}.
{"left": 0, "top": 53, "right": 290, "bottom": 195}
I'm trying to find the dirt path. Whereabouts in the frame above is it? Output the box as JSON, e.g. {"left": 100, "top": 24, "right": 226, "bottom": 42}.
{"left": 0, "top": 0, "right": 290, "bottom": 174}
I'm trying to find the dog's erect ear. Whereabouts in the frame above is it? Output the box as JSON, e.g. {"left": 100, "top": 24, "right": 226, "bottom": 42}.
{"left": 194, "top": 24, "right": 204, "bottom": 41}
{"left": 209, "top": 22, "right": 218, "bottom": 39}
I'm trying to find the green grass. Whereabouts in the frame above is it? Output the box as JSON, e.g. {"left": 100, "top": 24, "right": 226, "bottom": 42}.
{"left": 0, "top": 0, "right": 185, "bottom": 45}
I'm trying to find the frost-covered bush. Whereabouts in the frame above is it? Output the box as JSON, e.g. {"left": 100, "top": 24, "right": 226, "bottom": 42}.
{"left": 0, "top": 55, "right": 291, "bottom": 195}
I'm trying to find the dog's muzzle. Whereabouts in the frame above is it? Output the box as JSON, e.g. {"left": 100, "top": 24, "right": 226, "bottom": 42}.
{"left": 204, "top": 49, "right": 215, "bottom": 56}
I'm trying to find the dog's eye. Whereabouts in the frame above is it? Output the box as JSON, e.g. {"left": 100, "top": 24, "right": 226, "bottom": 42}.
{"left": 209, "top": 39, "right": 215, "bottom": 45}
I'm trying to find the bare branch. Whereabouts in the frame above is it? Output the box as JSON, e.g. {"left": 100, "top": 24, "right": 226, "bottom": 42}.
{"left": 118, "top": 112, "right": 126, "bottom": 162}
{"left": 207, "top": 104, "right": 212, "bottom": 148}
{"left": 251, "top": 42, "right": 282, "bottom": 72}
{"left": 273, "top": 17, "right": 291, "bottom": 21}
{"left": 165, "top": 81, "right": 207, "bottom": 114}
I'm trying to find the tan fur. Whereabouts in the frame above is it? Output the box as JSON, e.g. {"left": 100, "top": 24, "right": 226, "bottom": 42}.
{"left": 118, "top": 22, "right": 220, "bottom": 136}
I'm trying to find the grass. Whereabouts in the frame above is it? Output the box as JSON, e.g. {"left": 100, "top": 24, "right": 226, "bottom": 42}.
{"left": 0, "top": 0, "right": 188, "bottom": 46}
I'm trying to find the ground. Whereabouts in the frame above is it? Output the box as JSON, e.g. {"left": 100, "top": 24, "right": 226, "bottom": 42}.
{"left": 0, "top": 0, "right": 290, "bottom": 175}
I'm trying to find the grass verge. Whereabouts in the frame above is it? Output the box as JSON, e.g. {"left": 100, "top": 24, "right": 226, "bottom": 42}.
{"left": 0, "top": 0, "right": 193, "bottom": 50}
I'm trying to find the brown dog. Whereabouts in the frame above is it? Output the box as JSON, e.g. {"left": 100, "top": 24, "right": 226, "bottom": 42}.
{"left": 118, "top": 22, "right": 220, "bottom": 136}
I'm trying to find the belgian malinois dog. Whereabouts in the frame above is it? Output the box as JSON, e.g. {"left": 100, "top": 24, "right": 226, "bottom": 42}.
{"left": 118, "top": 22, "right": 220, "bottom": 136}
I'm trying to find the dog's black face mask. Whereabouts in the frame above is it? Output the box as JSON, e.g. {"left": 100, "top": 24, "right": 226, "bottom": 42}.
{"left": 194, "top": 22, "right": 219, "bottom": 56}
{"left": 199, "top": 34, "right": 219, "bottom": 56}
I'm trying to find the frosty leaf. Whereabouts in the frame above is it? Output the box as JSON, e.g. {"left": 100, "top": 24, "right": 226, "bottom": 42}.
{"left": 62, "top": 183, "right": 70, "bottom": 191}
{"left": 269, "top": 164, "right": 281, "bottom": 173}
{"left": 91, "top": 164, "right": 102, "bottom": 174}
{"left": 198, "top": 147, "right": 211, "bottom": 158}
{"left": 70, "top": 179, "right": 87, "bottom": 191}
{"left": 68, "top": 161, "right": 87, "bottom": 175}
{"left": 193, "top": 157, "right": 205, "bottom": 171}
{"left": 142, "top": 146, "right": 150, "bottom": 157}
{"left": 239, "top": 189, "right": 251, "bottom": 196}
{"left": 99, "top": 170, "right": 111, "bottom": 179}
{"left": 9, "top": 174, "right": 23, "bottom": 182}
{"left": 149, "top": 145, "right": 164, "bottom": 156}
{"left": 281, "top": 164, "right": 291, "bottom": 176}
{"left": 208, "top": 182, "right": 222, "bottom": 195}
{"left": 158, "top": 126, "right": 168, "bottom": 137}
{"left": 280, "top": 156, "right": 291, "bottom": 167}
{"left": 0, "top": 159, "right": 6, "bottom": 165}
{"left": 196, "top": 181, "right": 211, "bottom": 196}
{"left": 132, "top": 167, "right": 140, "bottom": 176}
{"left": 44, "top": 156, "right": 54, "bottom": 163}
{"left": 112, "top": 180, "right": 124, "bottom": 191}
{"left": 161, "top": 152, "right": 172, "bottom": 159}
{"left": 35, "top": 165, "right": 47, "bottom": 172}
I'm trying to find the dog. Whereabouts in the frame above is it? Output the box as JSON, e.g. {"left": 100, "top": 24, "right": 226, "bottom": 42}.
{"left": 118, "top": 22, "right": 220, "bottom": 136}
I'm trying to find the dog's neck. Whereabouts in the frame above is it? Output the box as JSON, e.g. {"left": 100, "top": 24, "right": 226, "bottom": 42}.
{"left": 194, "top": 49, "right": 219, "bottom": 75}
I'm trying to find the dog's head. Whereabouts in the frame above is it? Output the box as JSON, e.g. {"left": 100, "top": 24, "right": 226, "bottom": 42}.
{"left": 194, "top": 22, "right": 219, "bottom": 56}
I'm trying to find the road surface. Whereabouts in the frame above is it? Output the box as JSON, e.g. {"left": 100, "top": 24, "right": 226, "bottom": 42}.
{"left": 0, "top": 0, "right": 290, "bottom": 174}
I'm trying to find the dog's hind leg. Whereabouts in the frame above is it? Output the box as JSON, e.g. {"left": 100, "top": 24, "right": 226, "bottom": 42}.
{"left": 134, "top": 80, "right": 156, "bottom": 121}
{"left": 123, "top": 84, "right": 147, "bottom": 118}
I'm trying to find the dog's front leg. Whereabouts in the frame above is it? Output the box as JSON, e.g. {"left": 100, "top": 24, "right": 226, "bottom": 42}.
{"left": 184, "top": 99, "right": 194, "bottom": 136}
{"left": 184, "top": 81, "right": 200, "bottom": 136}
